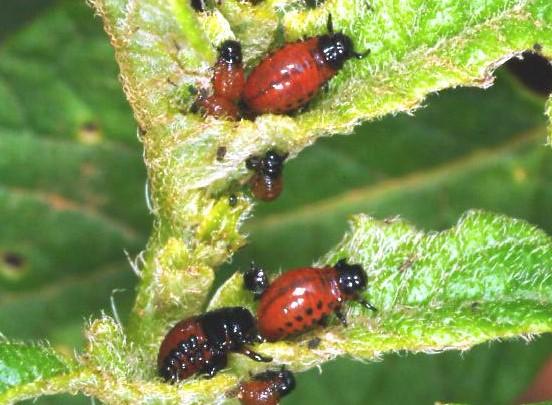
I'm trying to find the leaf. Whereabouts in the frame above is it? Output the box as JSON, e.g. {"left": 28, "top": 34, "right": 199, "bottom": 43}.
{"left": 210, "top": 211, "right": 552, "bottom": 375}
{"left": 0, "top": 1, "right": 149, "bottom": 344}
{"left": 88, "top": 0, "right": 552, "bottom": 347}
{"left": 0, "top": 339, "right": 75, "bottom": 401}
{"left": 2, "top": 3, "right": 548, "bottom": 403}
{"left": 220, "top": 74, "right": 552, "bottom": 405}
{"left": 88, "top": 0, "right": 552, "bottom": 197}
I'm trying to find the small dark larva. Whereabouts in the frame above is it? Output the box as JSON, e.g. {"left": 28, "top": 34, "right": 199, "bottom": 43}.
{"left": 238, "top": 368, "right": 296, "bottom": 405}
{"left": 245, "top": 150, "right": 287, "bottom": 201}
{"left": 243, "top": 260, "right": 376, "bottom": 341}
{"left": 158, "top": 307, "right": 271, "bottom": 382}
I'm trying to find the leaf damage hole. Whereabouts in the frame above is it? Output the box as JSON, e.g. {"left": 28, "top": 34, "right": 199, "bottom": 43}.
{"left": 506, "top": 51, "right": 552, "bottom": 97}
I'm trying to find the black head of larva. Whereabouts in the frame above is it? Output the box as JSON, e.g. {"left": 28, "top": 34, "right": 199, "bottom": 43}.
{"left": 218, "top": 40, "right": 243, "bottom": 65}
{"left": 318, "top": 15, "right": 369, "bottom": 70}
{"left": 246, "top": 150, "right": 287, "bottom": 178}
{"left": 335, "top": 259, "right": 367, "bottom": 296}
{"left": 274, "top": 368, "right": 296, "bottom": 396}
{"left": 254, "top": 368, "right": 296, "bottom": 397}
{"left": 199, "top": 306, "right": 261, "bottom": 350}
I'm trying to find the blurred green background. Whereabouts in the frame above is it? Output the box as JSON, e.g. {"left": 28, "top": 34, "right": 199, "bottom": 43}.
{"left": 1, "top": 1, "right": 551, "bottom": 404}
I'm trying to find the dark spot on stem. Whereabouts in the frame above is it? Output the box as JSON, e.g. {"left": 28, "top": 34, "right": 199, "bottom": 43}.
{"left": 216, "top": 146, "right": 227, "bottom": 161}
{"left": 307, "top": 337, "right": 321, "bottom": 349}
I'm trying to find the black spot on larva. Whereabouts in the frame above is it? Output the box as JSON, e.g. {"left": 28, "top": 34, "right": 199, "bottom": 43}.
{"left": 228, "top": 194, "right": 238, "bottom": 207}
{"left": 285, "top": 322, "right": 293, "bottom": 328}
{"left": 317, "top": 301, "right": 323, "bottom": 309}
{"left": 295, "top": 316, "right": 303, "bottom": 322}
{"left": 305, "top": 308, "right": 313, "bottom": 316}
{"left": 534, "top": 43, "right": 543, "bottom": 52}
{"left": 278, "top": 327, "right": 285, "bottom": 333}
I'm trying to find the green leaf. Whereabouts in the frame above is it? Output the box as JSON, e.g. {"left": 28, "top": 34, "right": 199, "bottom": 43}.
{"left": 215, "top": 71, "right": 552, "bottom": 403}
{"left": 210, "top": 211, "right": 552, "bottom": 374}
{"left": 0, "top": 340, "right": 74, "bottom": 399}
{"left": 220, "top": 74, "right": 552, "bottom": 405}
{"left": 88, "top": 0, "right": 552, "bottom": 204}
{"left": 2, "top": 0, "right": 552, "bottom": 404}
{"left": 88, "top": 0, "right": 552, "bottom": 348}
{"left": 0, "top": 1, "right": 148, "bottom": 345}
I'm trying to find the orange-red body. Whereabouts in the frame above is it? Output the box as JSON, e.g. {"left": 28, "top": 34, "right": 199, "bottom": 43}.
{"left": 243, "top": 38, "right": 337, "bottom": 115}
{"left": 238, "top": 369, "right": 295, "bottom": 405}
{"left": 256, "top": 267, "right": 345, "bottom": 341}
{"left": 213, "top": 61, "right": 245, "bottom": 102}
{"left": 239, "top": 379, "right": 280, "bottom": 405}
{"left": 197, "top": 95, "right": 239, "bottom": 120}
{"left": 157, "top": 318, "right": 212, "bottom": 381}
{"left": 249, "top": 174, "right": 283, "bottom": 201}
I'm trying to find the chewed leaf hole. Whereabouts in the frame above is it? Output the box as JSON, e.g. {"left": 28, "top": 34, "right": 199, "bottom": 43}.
{"left": 506, "top": 51, "right": 552, "bottom": 97}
